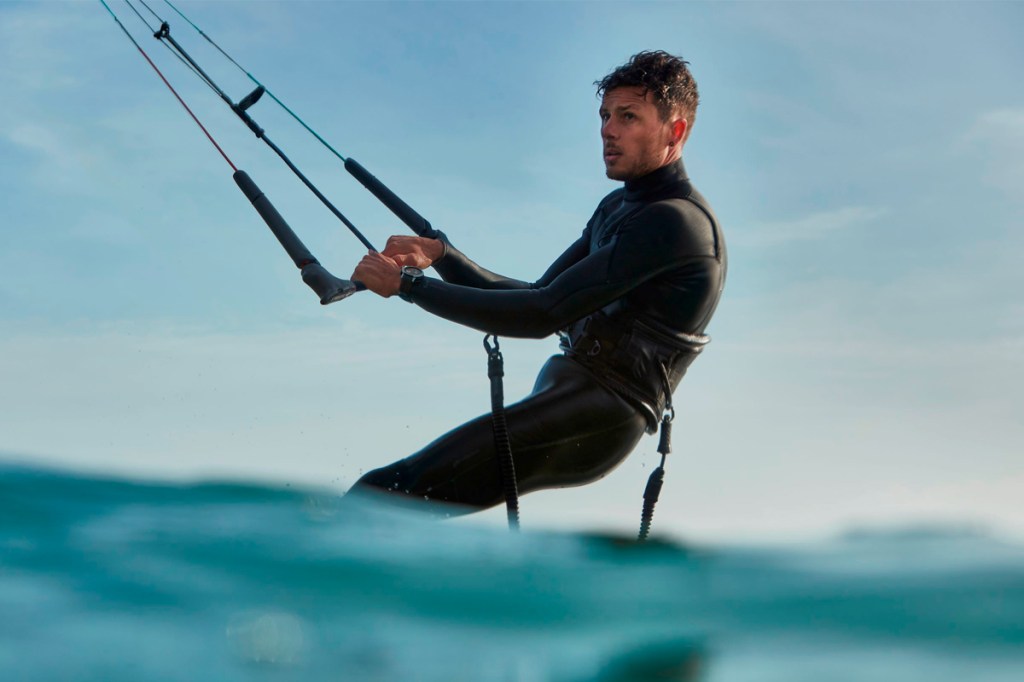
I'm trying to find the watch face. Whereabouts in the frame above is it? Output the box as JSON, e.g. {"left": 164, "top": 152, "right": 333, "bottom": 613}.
{"left": 402, "top": 266, "right": 424, "bottom": 278}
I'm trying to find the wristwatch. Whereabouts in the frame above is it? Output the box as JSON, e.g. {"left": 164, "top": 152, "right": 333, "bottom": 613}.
{"left": 398, "top": 266, "right": 424, "bottom": 302}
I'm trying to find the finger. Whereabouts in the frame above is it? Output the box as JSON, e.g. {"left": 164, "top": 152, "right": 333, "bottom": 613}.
{"left": 382, "top": 239, "right": 413, "bottom": 258}
{"left": 362, "top": 252, "right": 385, "bottom": 267}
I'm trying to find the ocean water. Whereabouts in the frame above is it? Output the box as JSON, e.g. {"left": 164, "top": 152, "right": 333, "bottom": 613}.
{"left": 2, "top": 464, "right": 1022, "bottom": 682}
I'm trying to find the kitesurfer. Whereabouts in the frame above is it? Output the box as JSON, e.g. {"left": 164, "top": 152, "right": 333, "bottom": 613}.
{"left": 350, "top": 51, "right": 726, "bottom": 512}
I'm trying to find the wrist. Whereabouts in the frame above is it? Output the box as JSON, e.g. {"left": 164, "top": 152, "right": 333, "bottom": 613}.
{"left": 428, "top": 237, "right": 447, "bottom": 265}
{"left": 399, "top": 265, "right": 424, "bottom": 302}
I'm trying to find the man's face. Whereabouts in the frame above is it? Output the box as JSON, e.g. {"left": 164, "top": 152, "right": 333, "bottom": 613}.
{"left": 600, "top": 86, "right": 685, "bottom": 181}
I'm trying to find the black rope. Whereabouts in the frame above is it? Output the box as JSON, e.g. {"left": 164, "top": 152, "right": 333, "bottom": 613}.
{"left": 164, "top": 0, "right": 247, "bottom": 73}
{"left": 142, "top": 16, "right": 376, "bottom": 252}
{"left": 122, "top": 0, "right": 221, "bottom": 99}
{"left": 122, "top": 0, "right": 156, "bottom": 31}
{"left": 154, "top": 1, "right": 441, "bottom": 243}
{"left": 136, "top": 0, "right": 162, "bottom": 24}
{"left": 161, "top": 0, "right": 351, "bottom": 165}
{"left": 154, "top": 21, "right": 235, "bottom": 105}
{"left": 484, "top": 335, "right": 519, "bottom": 530}
{"left": 99, "top": 0, "right": 237, "bottom": 172}
{"left": 99, "top": 0, "right": 360, "bottom": 307}
{"left": 254, "top": 128, "right": 377, "bottom": 252}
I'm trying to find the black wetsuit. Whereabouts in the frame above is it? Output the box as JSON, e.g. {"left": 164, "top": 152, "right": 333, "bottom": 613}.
{"left": 354, "top": 160, "right": 726, "bottom": 511}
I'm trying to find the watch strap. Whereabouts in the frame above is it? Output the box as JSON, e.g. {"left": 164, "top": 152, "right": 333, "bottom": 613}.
{"left": 399, "top": 266, "right": 422, "bottom": 302}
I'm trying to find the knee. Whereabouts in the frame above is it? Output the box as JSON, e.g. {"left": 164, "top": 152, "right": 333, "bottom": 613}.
{"left": 352, "top": 466, "right": 411, "bottom": 496}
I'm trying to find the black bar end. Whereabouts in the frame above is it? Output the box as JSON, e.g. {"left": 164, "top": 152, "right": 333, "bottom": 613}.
{"left": 301, "top": 263, "right": 363, "bottom": 305}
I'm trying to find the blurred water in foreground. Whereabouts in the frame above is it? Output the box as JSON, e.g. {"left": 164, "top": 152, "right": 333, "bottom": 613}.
{"left": 2, "top": 463, "right": 1022, "bottom": 681}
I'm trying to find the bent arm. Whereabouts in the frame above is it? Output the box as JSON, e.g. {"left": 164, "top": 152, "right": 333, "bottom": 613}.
{"left": 428, "top": 187, "right": 618, "bottom": 290}
{"left": 431, "top": 230, "right": 589, "bottom": 290}
{"left": 410, "top": 245, "right": 628, "bottom": 337}
{"left": 407, "top": 202, "right": 714, "bottom": 338}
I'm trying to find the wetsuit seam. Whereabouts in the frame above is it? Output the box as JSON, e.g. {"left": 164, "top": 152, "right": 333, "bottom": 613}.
{"left": 682, "top": 197, "right": 721, "bottom": 260}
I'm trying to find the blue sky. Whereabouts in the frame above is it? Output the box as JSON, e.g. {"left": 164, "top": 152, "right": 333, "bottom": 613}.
{"left": 1, "top": 1, "right": 1022, "bottom": 542}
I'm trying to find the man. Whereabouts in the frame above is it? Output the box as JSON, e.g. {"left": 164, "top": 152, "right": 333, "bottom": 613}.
{"left": 351, "top": 51, "right": 726, "bottom": 512}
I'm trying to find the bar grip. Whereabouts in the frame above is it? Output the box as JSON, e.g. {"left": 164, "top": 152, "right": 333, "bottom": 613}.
{"left": 344, "top": 158, "right": 438, "bottom": 238}
{"left": 233, "top": 170, "right": 363, "bottom": 305}
{"left": 233, "top": 170, "right": 316, "bottom": 268}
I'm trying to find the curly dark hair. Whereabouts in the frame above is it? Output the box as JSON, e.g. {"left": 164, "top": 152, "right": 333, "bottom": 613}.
{"left": 595, "top": 50, "right": 699, "bottom": 127}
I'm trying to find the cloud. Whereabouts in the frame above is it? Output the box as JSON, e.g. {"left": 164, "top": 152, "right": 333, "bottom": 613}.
{"left": 963, "top": 107, "right": 1024, "bottom": 198}
{"left": 734, "top": 205, "right": 887, "bottom": 247}
{"left": 7, "top": 123, "right": 60, "bottom": 156}
{"left": 0, "top": 5, "right": 86, "bottom": 94}
{"left": 4, "top": 122, "right": 93, "bottom": 177}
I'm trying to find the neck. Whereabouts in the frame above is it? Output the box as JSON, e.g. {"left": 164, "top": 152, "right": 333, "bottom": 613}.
{"left": 623, "top": 159, "right": 688, "bottom": 200}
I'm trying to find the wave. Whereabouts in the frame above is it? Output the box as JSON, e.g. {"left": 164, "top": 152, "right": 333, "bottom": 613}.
{"left": 2, "top": 462, "right": 1022, "bottom": 681}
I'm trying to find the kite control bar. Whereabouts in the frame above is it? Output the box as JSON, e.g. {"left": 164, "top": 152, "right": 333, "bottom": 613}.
{"left": 233, "top": 171, "right": 363, "bottom": 305}
{"left": 342, "top": 158, "right": 439, "bottom": 239}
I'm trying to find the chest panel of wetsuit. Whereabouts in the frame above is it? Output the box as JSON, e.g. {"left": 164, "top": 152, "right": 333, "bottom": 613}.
{"left": 584, "top": 180, "right": 725, "bottom": 336}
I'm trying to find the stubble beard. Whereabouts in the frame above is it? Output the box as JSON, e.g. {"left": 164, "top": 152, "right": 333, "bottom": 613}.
{"left": 604, "top": 155, "right": 657, "bottom": 182}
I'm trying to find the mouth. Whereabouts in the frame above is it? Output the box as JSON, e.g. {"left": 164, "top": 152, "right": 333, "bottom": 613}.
{"left": 604, "top": 148, "right": 622, "bottom": 162}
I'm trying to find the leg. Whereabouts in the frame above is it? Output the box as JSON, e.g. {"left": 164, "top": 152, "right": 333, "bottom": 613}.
{"left": 351, "top": 356, "right": 648, "bottom": 513}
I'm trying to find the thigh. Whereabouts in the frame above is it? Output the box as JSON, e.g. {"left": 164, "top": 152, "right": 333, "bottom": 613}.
{"left": 354, "top": 356, "right": 648, "bottom": 511}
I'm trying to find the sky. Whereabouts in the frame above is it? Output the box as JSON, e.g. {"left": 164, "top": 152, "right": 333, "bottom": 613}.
{"left": 1, "top": 0, "right": 1022, "bottom": 543}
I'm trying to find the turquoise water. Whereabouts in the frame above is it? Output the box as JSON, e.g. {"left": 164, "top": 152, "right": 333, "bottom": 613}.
{"left": 2, "top": 463, "right": 1022, "bottom": 681}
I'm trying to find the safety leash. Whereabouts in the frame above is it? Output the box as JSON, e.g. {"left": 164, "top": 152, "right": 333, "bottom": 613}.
{"left": 638, "top": 364, "right": 675, "bottom": 541}
{"left": 484, "top": 335, "right": 520, "bottom": 530}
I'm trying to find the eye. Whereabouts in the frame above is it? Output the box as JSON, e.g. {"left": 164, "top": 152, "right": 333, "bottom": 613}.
{"left": 624, "top": 111, "right": 636, "bottom": 120}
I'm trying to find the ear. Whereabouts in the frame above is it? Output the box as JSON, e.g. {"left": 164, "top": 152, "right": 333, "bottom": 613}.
{"left": 669, "top": 119, "right": 688, "bottom": 147}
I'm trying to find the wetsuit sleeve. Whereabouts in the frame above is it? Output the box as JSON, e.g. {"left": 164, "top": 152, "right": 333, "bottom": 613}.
{"left": 407, "top": 199, "right": 716, "bottom": 338}
{"left": 431, "top": 230, "right": 590, "bottom": 290}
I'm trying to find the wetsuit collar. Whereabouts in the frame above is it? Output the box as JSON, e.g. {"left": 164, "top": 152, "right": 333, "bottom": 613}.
{"left": 623, "top": 159, "right": 688, "bottom": 202}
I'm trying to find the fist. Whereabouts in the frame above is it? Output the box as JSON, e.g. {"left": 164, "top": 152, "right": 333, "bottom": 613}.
{"left": 381, "top": 235, "right": 445, "bottom": 269}
{"left": 352, "top": 251, "right": 401, "bottom": 298}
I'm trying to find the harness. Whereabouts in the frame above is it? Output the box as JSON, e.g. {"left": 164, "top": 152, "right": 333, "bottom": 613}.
{"left": 482, "top": 312, "right": 711, "bottom": 539}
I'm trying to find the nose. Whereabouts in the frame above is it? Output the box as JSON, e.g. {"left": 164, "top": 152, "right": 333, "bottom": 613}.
{"left": 602, "top": 119, "right": 617, "bottom": 140}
